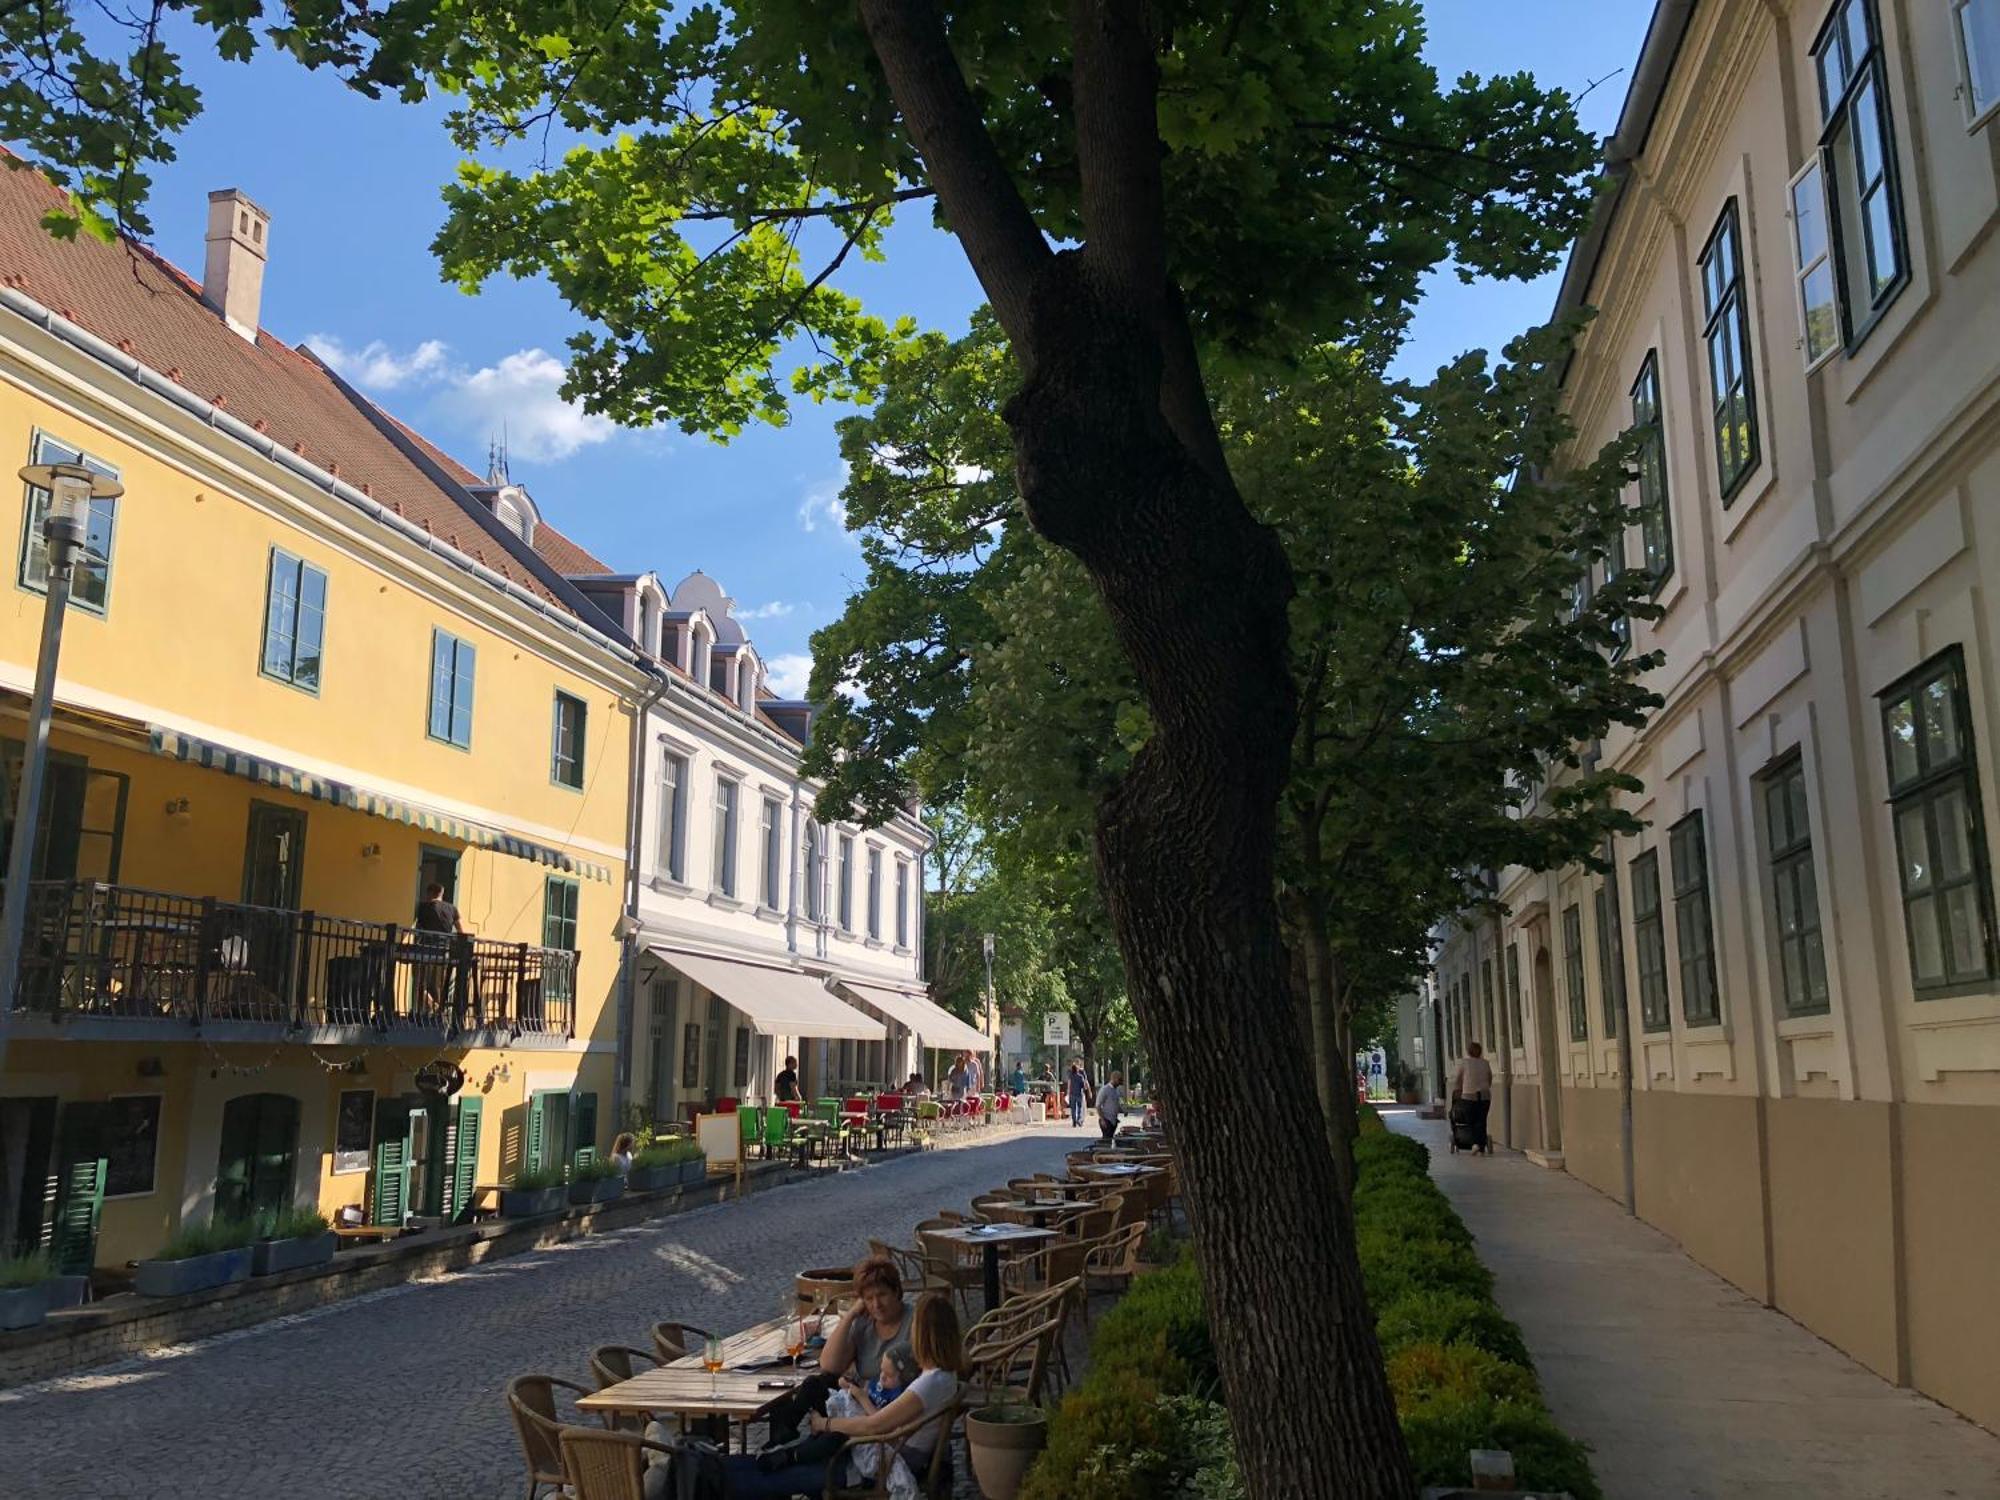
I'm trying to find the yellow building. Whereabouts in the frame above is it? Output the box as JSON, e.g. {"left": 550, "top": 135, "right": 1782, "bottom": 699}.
{"left": 0, "top": 178, "right": 647, "bottom": 1273}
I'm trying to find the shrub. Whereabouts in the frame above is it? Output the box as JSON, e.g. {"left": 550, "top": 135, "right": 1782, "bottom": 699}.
{"left": 262, "top": 1205, "right": 330, "bottom": 1241}
{"left": 1374, "top": 1290, "right": 1535, "bottom": 1370}
{"left": 1351, "top": 1179, "right": 1473, "bottom": 1249}
{"left": 153, "top": 1216, "right": 257, "bottom": 1261}
{"left": 1356, "top": 1104, "right": 1388, "bottom": 1136}
{"left": 1089, "top": 1250, "right": 1216, "bottom": 1396}
{"left": 1019, "top": 1368, "right": 1176, "bottom": 1500}
{"left": 0, "top": 1252, "right": 51, "bottom": 1289}
{"left": 1355, "top": 1228, "right": 1494, "bottom": 1307}
{"left": 1386, "top": 1341, "right": 1538, "bottom": 1414}
{"left": 1401, "top": 1395, "right": 1600, "bottom": 1499}
{"left": 571, "top": 1156, "right": 624, "bottom": 1183}
{"left": 633, "top": 1143, "right": 679, "bottom": 1171}
{"left": 1352, "top": 1129, "right": 1429, "bottom": 1178}
{"left": 510, "top": 1165, "right": 565, "bottom": 1191}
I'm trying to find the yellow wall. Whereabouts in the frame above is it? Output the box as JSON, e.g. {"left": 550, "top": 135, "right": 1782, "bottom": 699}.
{"left": 1631, "top": 1090, "right": 1768, "bottom": 1302}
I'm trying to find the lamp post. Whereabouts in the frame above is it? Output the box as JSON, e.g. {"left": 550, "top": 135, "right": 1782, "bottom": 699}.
{"left": 0, "top": 462, "right": 124, "bottom": 1073}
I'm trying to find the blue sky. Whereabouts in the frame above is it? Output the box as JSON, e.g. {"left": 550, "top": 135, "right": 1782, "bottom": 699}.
{"left": 131, "top": 1, "right": 1657, "bottom": 695}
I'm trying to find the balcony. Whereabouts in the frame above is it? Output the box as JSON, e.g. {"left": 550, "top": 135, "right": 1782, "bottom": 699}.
{"left": 6, "top": 880, "right": 577, "bottom": 1039}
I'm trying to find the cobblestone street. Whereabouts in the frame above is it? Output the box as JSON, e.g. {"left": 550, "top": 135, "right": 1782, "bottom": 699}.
{"left": 0, "top": 1123, "right": 1082, "bottom": 1500}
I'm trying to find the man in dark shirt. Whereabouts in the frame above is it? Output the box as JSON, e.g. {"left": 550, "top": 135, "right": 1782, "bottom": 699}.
{"left": 774, "top": 1055, "right": 803, "bottom": 1103}
{"left": 414, "top": 883, "right": 474, "bottom": 1031}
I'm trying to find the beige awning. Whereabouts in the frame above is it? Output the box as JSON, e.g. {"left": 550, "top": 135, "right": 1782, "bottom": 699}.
{"left": 838, "top": 980, "right": 991, "bottom": 1054}
{"left": 651, "top": 948, "right": 885, "bottom": 1041}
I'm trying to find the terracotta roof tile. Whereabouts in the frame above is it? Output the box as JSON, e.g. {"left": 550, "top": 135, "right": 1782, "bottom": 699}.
{"left": 0, "top": 164, "right": 588, "bottom": 612}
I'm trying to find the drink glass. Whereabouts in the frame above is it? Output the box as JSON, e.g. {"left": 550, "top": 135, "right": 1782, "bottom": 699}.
{"left": 704, "top": 1333, "right": 724, "bottom": 1392}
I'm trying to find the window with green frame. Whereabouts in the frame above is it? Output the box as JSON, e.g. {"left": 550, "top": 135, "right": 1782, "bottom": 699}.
{"left": 1505, "top": 943, "right": 1523, "bottom": 1048}
{"left": 261, "top": 548, "right": 327, "bottom": 692}
{"left": 0, "top": 741, "right": 126, "bottom": 883}
{"left": 1595, "top": 882, "right": 1624, "bottom": 1038}
{"left": 1631, "top": 849, "right": 1671, "bottom": 1031}
{"left": 1698, "top": 200, "right": 1760, "bottom": 501}
{"left": 1670, "top": 812, "right": 1723, "bottom": 1026}
{"left": 1562, "top": 904, "right": 1588, "bottom": 1042}
{"left": 1810, "top": 0, "right": 1907, "bottom": 346}
{"left": 551, "top": 691, "right": 586, "bottom": 788}
{"left": 1630, "top": 351, "right": 1674, "bottom": 586}
{"left": 1762, "top": 755, "right": 1831, "bottom": 1014}
{"left": 542, "top": 876, "right": 580, "bottom": 952}
{"left": 428, "top": 629, "right": 476, "bottom": 748}
{"left": 20, "top": 432, "right": 119, "bottom": 613}
{"left": 1880, "top": 650, "right": 1996, "bottom": 995}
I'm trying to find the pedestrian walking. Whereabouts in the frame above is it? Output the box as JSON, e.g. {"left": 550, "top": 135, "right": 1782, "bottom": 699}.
{"left": 1065, "top": 1060, "right": 1087, "bottom": 1127}
{"left": 1451, "top": 1041, "right": 1495, "bottom": 1155}
{"left": 1096, "top": 1070, "right": 1126, "bottom": 1144}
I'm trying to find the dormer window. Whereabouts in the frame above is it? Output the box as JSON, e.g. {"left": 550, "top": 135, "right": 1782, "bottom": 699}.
{"left": 661, "top": 621, "right": 683, "bottom": 671}
{"left": 737, "top": 652, "right": 759, "bottom": 713}
{"left": 493, "top": 493, "right": 533, "bottom": 544}
{"left": 691, "top": 623, "right": 713, "bottom": 686}
{"left": 709, "top": 651, "right": 731, "bottom": 697}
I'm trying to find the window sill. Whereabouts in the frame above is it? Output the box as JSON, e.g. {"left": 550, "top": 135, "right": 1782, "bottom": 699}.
{"left": 753, "top": 905, "right": 786, "bottom": 924}
{"left": 706, "top": 893, "right": 745, "bottom": 912}
{"left": 1775, "top": 1010, "right": 1834, "bottom": 1038}
{"left": 892, "top": 945, "right": 912, "bottom": 957}
{"left": 864, "top": 938, "right": 885, "bottom": 950}
{"left": 650, "top": 876, "right": 694, "bottom": 898}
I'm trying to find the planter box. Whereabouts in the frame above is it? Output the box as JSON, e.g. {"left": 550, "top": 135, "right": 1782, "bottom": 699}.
{"left": 965, "top": 1408, "right": 1048, "bottom": 1500}
{"left": 569, "top": 1177, "right": 626, "bottom": 1207}
{"left": 44, "top": 1274, "right": 89, "bottom": 1309}
{"left": 0, "top": 1283, "right": 47, "bottom": 1331}
{"left": 627, "top": 1163, "right": 677, "bottom": 1194}
{"left": 501, "top": 1186, "right": 567, "bottom": 1218}
{"left": 677, "top": 1156, "right": 707, "bottom": 1187}
{"left": 252, "top": 1231, "right": 337, "bottom": 1276}
{"left": 134, "top": 1247, "right": 253, "bottom": 1298}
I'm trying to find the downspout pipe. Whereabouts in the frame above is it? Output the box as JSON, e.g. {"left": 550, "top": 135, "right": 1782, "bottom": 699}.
{"left": 612, "top": 669, "right": 673, "bottom": 1130}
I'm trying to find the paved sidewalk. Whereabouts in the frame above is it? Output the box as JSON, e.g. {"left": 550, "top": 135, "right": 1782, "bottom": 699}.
{"left": 0, "top": 1123, "right": 1079, "bottom": 1500}
{"left": 1385, "top": 1109, "right": 2000, "bottom": 1499}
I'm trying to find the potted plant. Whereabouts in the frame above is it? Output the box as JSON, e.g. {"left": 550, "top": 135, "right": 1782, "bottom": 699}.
{"left": 965, "top": 1402, "right": 1048, "bottom": 1500}
{"left": 673, "top": 1137, "right": 708, "bottom": 1187}
{"left": 251, "top": 1206, "right": 336, "bottom": 1276}
{"left": 626, "top": 1142, "right": 681, "bottom": 1194}
{"left": 568, "top": 1156, "right": 627, "bottom": 1206}
{"left": 501, "top": 1166, "right": 568, "bottom": 1218}
{"left": 134, "top": 1217, "right": 257, "bottom": 1297}
{"left": 0, "top": 1252, "right": 52, "bottom": 1331}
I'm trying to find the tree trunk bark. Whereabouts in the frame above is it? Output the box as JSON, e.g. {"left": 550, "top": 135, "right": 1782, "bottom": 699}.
{"left": 1298, "top": 914, "right": 1354, "bottom": 1197}
{"left": 1000, "top": 255, "right": 1411, "bottom": 1499}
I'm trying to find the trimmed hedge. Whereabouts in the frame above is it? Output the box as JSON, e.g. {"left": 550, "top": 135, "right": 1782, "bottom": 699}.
{"left": 1020, "top": 1107, "right": 1598, "bottom": 1498}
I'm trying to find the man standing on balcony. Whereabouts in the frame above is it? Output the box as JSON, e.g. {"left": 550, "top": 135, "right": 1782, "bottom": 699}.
{"left": 415, "top": 882, "right": 474, "bottom": 1033}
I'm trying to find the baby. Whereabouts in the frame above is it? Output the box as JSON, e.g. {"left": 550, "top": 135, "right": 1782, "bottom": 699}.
{"left": 833, "top": 1346, "right": 920, "bottom": 1419}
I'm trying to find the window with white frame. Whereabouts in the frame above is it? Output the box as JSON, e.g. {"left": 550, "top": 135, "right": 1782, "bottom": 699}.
{"left": 804, "top": 821, "right": 823, "bottom": 922}
{"left": 1670, "top": 812, "right": 1722, "bottom": 1026}
{"left": 1629, "top": 352, "right": 1674, "bottom": 585}
{"left": 760, "top": 795, "right": 783, "bottom": 909}
{"left": 1958, "top": 0, "right": 2000, "bottom": 125}
{"left": 1631, "top": 849, "right": 1672, "bottom": 1032}
{"left": 712, "top": 777, "right": 738, "bottom": 897}
{"left": 866, "top": 846, "right": 882, "bottom": 940}
{"left": 1562, "top": 904, "right": 1588, "bottom": 1042}
{"left": 895, "top": 860, "right": 910, "bottom": 947}
{"left": 1810, "top": 0, "right": 1908, "bottom": 343}
{"left": 1595, "top": 881, "right": 1624, "bottom": 1038}
{"left": 658, "top": 751, "right": 688, "bottom": 882}
{"left": 838, "top": 833, "right": 854, "bottom": 930}
{"left": 1788, "top": 159, "right": 1841, "bottom": 368}
{"left": 1762, "top": 755, "right": 1831, "bottom": 1015}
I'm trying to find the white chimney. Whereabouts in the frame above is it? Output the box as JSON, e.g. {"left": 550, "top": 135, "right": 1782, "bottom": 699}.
{"left": 201, "top": 189, "right": 270, "bottom": 343}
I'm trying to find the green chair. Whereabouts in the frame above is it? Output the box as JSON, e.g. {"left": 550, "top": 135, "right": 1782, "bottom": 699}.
{"left": 764, "top": 1104, "right": 797, "bottom": 1163}
{"left": 739, "top": 1105, "right": 764, "bottom": 1154}
{"left": 815, "top": 1099, "right": 849, "bottom": 1159}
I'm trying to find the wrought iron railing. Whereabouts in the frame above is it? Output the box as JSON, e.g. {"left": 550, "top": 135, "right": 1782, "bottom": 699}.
{"left": 8, "top": 879, "right": 577, "bottom": 1037}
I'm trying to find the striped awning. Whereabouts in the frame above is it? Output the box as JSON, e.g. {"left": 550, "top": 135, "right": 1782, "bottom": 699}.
{"left": 148, "top": 726, "right": 614, "bottom": 882}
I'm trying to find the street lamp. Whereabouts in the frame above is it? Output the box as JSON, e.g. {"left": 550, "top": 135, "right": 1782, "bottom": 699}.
{"left": 0, "top": 461, "right": 125, "bottom": 1071}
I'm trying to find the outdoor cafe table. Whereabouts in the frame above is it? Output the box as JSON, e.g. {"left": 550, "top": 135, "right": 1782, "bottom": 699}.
{"left": 935, "top": 1223, "right": 1056, "bottom": 1311}
{"left": 1072, "top": 1162, "right": 1164, "bottom": 1181}
{"left": 579, "top": 1315, "right": 810, "bottom": 1441}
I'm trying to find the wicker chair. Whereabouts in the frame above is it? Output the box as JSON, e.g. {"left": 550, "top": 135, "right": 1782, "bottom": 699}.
{"left": 967, "top": 1278, "right": 1079, "bottom": 1394}
{"left": 649, "top": 1320, "right": 715, "bottom": 1363}
{"left": 964, "top": 1315, "right": 1062, "bottom": 1405}
{"left": 557, "top": 1425, "right": 681, "bottom": 1500}
{"left": 869, "top": 1239, "right": 951, "bottom": 1301}
{"left": 507, "top": 1374, "right": 591, "bottom": 1500}
{"left": 588, "top": 1345, "right": 660, "bottom": 1432}
{"left": 1084, "top": 1223, "right": 1150, "bottom": 1297}
{"left": 824, "top": 1397, "right": 967, "bottom": 1499}
{"left": 915, "top": 1221, "right": 983, "bottom": 1315}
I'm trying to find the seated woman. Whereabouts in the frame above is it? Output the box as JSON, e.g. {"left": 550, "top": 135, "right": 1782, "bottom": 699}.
{"left": 719, "top": 1292, "right": 963, "bottom": 1498}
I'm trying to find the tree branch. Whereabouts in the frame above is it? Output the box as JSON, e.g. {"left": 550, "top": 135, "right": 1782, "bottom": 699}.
{"left": 857, "top": 0, "right": 1051, "bottom": 347}
{"left": 677, "top": 185, "right": 935, "bottom": 224}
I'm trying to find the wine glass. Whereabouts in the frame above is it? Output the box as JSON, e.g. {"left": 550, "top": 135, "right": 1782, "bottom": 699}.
{"left": 704, "top": 1332, "right": 724, "bottom": 1392}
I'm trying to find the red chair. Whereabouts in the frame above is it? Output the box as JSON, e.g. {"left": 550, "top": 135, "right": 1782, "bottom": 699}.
{"left": 778, "top": 1100, "right": 804, "bottom": 1119}
{"left": 842, "top": 1096, "right": 873, "bottom": 1148}
{"left": 875, "top": 1093, "right": 906, "bottom": 1148}
{"left": 715, "top": 1097, "right": 739, "bottom": 1114}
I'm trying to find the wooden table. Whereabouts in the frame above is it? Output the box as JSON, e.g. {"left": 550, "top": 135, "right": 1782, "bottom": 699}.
{"left": 580, "top": 1315, "right": 813, "bottom": 1435}
{"left": 934, "top": 1223, "right": 1056, "bottom": 1310}
{"left": 1072, "top": 1162, "right": 1164, "bottom": 1180}
{"left": 1004, "top": 1196, "right": 1093, "bottom": 1225}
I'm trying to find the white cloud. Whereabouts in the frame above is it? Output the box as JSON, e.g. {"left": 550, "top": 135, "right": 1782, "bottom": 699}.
{"left": 434, "top": 348, "right": 616, "bottom": 463}
{"left": 766, "top": 653, "right": 813, "bottom": 699}
{"left": 797, "top": 465, "right": 851, "bottom": 535}
{"left": 308, "top": 333, "right": 451, "bottom": 390}
{"left": 306, "top": 335, "right": 618, "bottom": 463}
{"left": 738, "top": 601, "right": 797, "bottom": 621}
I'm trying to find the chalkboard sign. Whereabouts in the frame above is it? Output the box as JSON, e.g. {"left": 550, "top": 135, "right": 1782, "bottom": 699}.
{"left": 104, "top": 1095, "right": 160, "bottom": 1197}
{"left": 334, "top": 1088, "right": 374, "bottom": 1174}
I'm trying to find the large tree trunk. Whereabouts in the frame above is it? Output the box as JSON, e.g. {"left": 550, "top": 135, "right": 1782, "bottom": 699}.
{"left": 1300, "top": 914, "right": 1355, "bottom": 1198}
{"left": 1006, "top": 259, "right": 1410, "bottom": 1500}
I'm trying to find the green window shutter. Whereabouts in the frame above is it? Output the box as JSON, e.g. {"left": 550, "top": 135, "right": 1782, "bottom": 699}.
{"left": 370, "top": 1099, "right": 408, "bottom": 1226}
{"left": 448, "top": 1095, "right": 483, "bottom": 1224}
{"left": 526, "top": 1091, "right": 547, "bottom": 1175}
{"left": 49, "top": 1157, "right": 107, "bottom": 1275}
{"left": 571, "top": 1090, "right": 597, "bottom": 1170}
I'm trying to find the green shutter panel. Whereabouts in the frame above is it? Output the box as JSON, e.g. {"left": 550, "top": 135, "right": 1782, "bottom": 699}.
{"left": 526, "top": 1091, "right": 547, "bottom": 1176}
{"left": 49, "top": 1157, "right": 107, "bottom": 1275}
{"left": 449, "top": 1096, "right": 482, "bottom": 1224}
{"left": 370, "top": 1100, "right": 408, "bottom": 1226}
{"left": 571, "top": 1091, "right": 597, "bottom": 1171}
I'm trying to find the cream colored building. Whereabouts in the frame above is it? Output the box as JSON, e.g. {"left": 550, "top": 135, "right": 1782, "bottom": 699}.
{"left": 1433, "top": 0, "right": 2000, "bottom": 1435}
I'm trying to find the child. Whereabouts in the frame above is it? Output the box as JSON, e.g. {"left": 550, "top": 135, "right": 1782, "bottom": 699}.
{"left": 838, "top": 1346, "right": 918, "bottom": 1418}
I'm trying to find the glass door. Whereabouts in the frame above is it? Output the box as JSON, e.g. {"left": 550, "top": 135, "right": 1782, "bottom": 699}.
{"left": 214, "top": 1092, "right": 300, "bottom": 1228}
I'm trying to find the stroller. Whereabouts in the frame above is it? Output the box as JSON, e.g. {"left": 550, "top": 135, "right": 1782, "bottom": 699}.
{"left": 1447, "top": 1095, "right": 1481, "bottom": 1155}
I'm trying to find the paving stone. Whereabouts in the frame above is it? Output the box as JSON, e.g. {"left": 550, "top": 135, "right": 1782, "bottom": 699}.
{"left": 0, "top": 1122, "right": 1081, "bottom": 1500}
